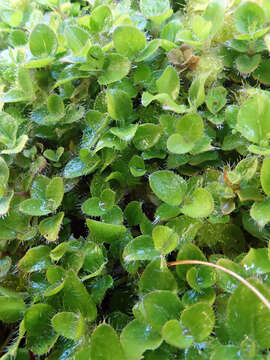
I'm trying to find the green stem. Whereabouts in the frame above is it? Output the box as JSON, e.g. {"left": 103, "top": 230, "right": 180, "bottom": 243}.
{"left": 168, "top": 259, "right": 270, "bottom": 311}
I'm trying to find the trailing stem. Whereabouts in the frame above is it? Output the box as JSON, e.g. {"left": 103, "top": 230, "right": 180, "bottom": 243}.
{"left": 168, "top": 259, "right": 270, "bottom": 311}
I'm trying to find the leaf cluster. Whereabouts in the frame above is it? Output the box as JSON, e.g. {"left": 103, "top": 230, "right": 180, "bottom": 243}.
{"left": 0, "top": 0, "right": 270, "bottom": 359}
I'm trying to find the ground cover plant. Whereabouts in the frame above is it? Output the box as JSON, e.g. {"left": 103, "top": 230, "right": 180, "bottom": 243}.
{"left": 1, "top": 0, "right": 270, "bottom": 358}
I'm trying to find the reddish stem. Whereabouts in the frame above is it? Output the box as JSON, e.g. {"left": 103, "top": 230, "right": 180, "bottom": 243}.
{"left": 29, "top": 351, "right": 35, "bottom": 360}
{"left": 168, "top": 259, "right": 270, "bottom": 311}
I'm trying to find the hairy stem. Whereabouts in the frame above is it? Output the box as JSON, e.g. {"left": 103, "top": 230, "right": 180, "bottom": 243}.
{"left": 168, "top": 260, "right": 270, "bottom": 311}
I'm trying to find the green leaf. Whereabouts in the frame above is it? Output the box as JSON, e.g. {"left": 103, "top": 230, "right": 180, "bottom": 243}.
{"left": 89, "top": 5, "right": 112, "bottom": 33}
{"left": 24, "top": 304, "right": 58, "bottom": 355}
{"left": 50, "top": 243, "right": 70, "bottom": 262}
{"left": 139, "top": 258, "right": 178, "bottom": 295}
{"left": 39, "top": 212, "right": 64, "bottom": 242}
{"left": 84, "top": 45, "right": 104, "bottom": 71}
{"left": 253, "top": 59, "right": 270, "bottom": 85}
{"left": 0, "top": 191, "right": 14, "bottom": 216}
{"left": 241, "top": 248, "right": 270, "bottom": 274}
{"left": 149, "top": 170, "right": 187, "bottom": 206}
{"left": 216, "top": 259, "right": 246, "bottom": 293}
{"left": 44, "top": 281, "right": 65, "bottom": 297}
{"left": 250, "top": 197, "right": 270, "bottom": 227}
{"left": 1, "top": 134, "right": 28, "bottom": 155}
{"left": 64, "top": 156, "right": 100, "bottom": 179}
{"left": 82, "top": 241, "right": 106, "bottom": 277}
{"left": 46, "top": 265, "right": 65, "bottom": 283}
{"left": 206, "top": 87, "right": 227, "bottom": 114}
{"left": 63, "top": 270, "right": 97, "bottom": 321}
{"left": 47, "top": 94, "right": 65, "bottom": 115}
{"left": 176, "top": 243, "right": 206, "bottom": 280}
{"left": 140, "top": 0, "right": 172, "bottom": 24}
{"left": 135, "top": 39, "right": 160, "bottom": 62}
{"left": 186, "top": 265, "right": 217, "bottom": 291}
{"left": 82, "top": 197, "right": 105, "bottom": 216}
{"left": 18, "top": 245, "right": 51, "bottom": 272}
{"left": 188, "top": 75, "right": 206, "bottom": 109}
{"left": 152, "top": 225, "right": 178, "bottom": 255}
{"left": 142, "top": 290, "right": 183, "bottom": 332}
{"left": 86, "top": 219, "right": 126, "bottom": 243}
{"left": 0, "top": 111, "right": 17, "bottom": 147}
{"left": 162, "top": 319, "right": 193, "bottom": 349}
{"left": 230, "top": 156, "right": 258, "bottom": 183}
{"left": 54, "top": 64, "right": 90, "bottom": 88}
{"left": 52, "top": 312, "right": 85, "bottom": 340}
{"left": 0, "top": 157, "right": 9, "bottom": 195}
{"left": 211, "top": 345, "right": 241, "bottom": 360}
{"left": 167, "top": 114, "right": 204, "bottom": 154}
{"left": 141, "top": 92, "right": 186, "bottom": 113}
{"left": 110, "top": 124, "right": 138, "bottom": 141}
{"left": 9, "top": 29, "right": 28, "bottom": 46}
{"left": 168, "top": 216, "right": 202, "bottom": 243}
{"left": 261, "top": 157, "right": 270, "bottom": 196}
{"left": 24, "top": 57, "right": 54, "bottom": 68}
{"left": 182, "top": 288, "right": 216, "bottom": 306}
{"left": 155, "top": 203, "right": 181, "bottom": 221}
{"left": 161, "top": 20, "right": 183, "bottom": 41}
{"left": 62, "top": 251, "right": 84, "bottom": 274}
{"left": 0, "top": 296, "right": 26, "bottom": 323}
{"left": 19, "top": 198, "right": 50, "bottom": 216}
{"left": 203, "top": 0, "right": 226, "bottom": 37}
{"left": 107, "top": 89, "right": 132, "bottom": 123}
{"left": 124, "top": 201, "right": 143, "bottom": 226}
{"left": 17, "top": 67, "right": 34, "bottom": 96}
{"left": 227, "top": 278, "right": 270, "bottom": 349}
{"left": 129, "top": 155, "right": 146, "bottom": 177}
{"left": 133, "top": 124, "right": 162, "bottom": 150}
{"left": 234, "top": 1, "right": 265, "bottom": 34}
{"left": 46, "top": 177, "right": 64, "bottom": 210}
{"left": 29, "top": 24, "right": 58, "bottom": 57}
{"left": 98, "top": 54, "right": 130, "bottom": 85}
{"left": 192, "top": 16, "right": 212, "bottom": 41}
{"left": 176, "top": 29, "right": 202, "bottom": 47}
{"left": 64, "top": 25, "right": 89, "bottom": 54}
{"left": 91, "top": 324, "right": 125, "bottom": 360}
{"left": 181, "top": 302, "right": 215, "bottom": 342}
{"left": 91, "top": 275, "right": 113, "bottom": 305}
{"left": 97, "top": 204, "right": 122, "bottom": 223}
{"left": 156, "top": 65, "right": 180, "bottom": 100}
{"left": 113, "top": 25, "right": 146, "bottom": 58}
{"left": 236, "top": 54, "right": 261, "bottom": 74}
{"left": 44, "top": 147, "right": 64, "bottom": 162}
{"left": 0, "top": 197, "right": 31, "bottom": 240}
{"left": 0, "top": 256, "right": 11, "bottom": 278}
{"left": 121, "top": 320, "right": 162, "bottom": 360}
{"left": 99, "top": 188, "right": 115, "bottom": 210}
{"left": 123, "top": 235, "right": 160, "bottom": 262}
{"left": 2, "top": 89, "right": 32, "bottom": 103}
{"left": 181, "top": 188, "right": 214, "bottom": 218}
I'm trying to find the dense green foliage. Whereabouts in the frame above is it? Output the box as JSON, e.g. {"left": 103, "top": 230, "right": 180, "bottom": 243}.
{"left": 1, "top": 0, "right": 270, "bottom": 358}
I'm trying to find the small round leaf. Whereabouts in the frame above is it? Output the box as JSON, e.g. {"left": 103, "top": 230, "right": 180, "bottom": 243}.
{"left": 52, "top": 312, "right": 85, "bottom": 340}
{"left": 91, "top": 324, "right": 125, "bottom": 360}
{"left": 261, "top": 157, "right": 270, "bottom": 196}
{"left": 113, "top": 25, "right": 146, "bottom": 58}
{"left": 181, "top": 302, "right": 215, "bottom": 342}
{"left": 162, "top": 319, "right": 193, "bottom": 349}
{"left": 152, "top": 225, "right": 178, "bottom": 255}
{"left": 29, "top": 24, "right": 57, "bottom": 57}
{"left": 234, "top": 2, "right": 265, "bottom": 34}
{"left": 181, "top": 188, "right": 214, "bottom": 218}
{"left": 120, "top": 320, "right": 162, "bottom": 359}
{"left": 149, "top": 170, "right": 187, "bottom": 206}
